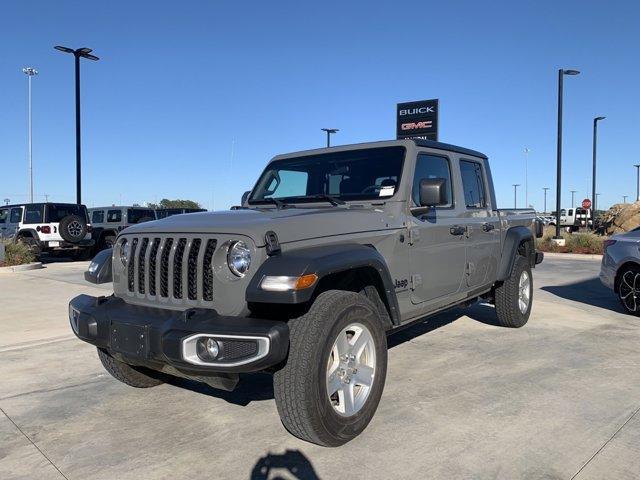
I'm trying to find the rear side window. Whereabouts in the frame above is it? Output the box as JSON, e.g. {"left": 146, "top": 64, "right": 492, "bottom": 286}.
{"left": 127, "top": 209, "right": 155, "bottom": 224}
{"left": 10, "top": 208, "right": 22, "bottom": 223}
{"left": 47, "top": 204, "right": 87, "bottom": 222}
{"left": 460, "top": 160, "right": 486, "bottom": 208}
{"left": 24, "top": 204, "right": 44, "bottom": 224}
{"left": 412, "top": 154, "right": 453, "bottom": 207}
{"left": 92, "top": 210, "right": 105, "bottom": 223}
{"left": 0, "top": 208, "right": 9, "bottom": 223}
{"left": 107, "top": 210, "right": 122, "bottom": 222}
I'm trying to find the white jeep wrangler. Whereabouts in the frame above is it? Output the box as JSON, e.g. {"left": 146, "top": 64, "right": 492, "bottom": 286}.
{"left": 0, "top": 202, "right": 94, "bottom": 260}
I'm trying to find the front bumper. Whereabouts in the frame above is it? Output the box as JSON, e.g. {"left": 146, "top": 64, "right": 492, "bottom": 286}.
{"left": 69, "top": 295, "right": 289, "bottom": 374}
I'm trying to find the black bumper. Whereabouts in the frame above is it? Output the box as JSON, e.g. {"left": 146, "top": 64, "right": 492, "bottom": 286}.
{"left": 69, "top": 295, "right": 289, "bottom": 374}
{"left": 44, "top": 238, "right": 95, "bottom": 250}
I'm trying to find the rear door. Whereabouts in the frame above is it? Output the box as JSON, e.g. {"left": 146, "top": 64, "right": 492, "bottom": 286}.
{"left": 8, "top": 207, "right": 23, "bottom": 239}
{"left": 458, "top": 158, "right": 501, "bottom": 288}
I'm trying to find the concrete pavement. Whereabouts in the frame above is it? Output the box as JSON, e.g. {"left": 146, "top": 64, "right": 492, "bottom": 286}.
{"left": 1, "top": 257, "right": 639, "bottom": 479}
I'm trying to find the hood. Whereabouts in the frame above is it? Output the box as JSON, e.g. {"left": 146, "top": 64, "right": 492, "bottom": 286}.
{"left": 122, "top": 207, "right": 397, "bottom": 246}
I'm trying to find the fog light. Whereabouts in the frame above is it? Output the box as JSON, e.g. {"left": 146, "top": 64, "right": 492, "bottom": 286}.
{"left": 196, "top": 337, "right": 220, "bottom": 361}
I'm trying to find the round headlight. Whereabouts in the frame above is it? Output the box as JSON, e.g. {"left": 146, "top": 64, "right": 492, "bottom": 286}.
{"left": 227, "top": 241, "right": 251, "bottom": 277}
{"left": 119, "top": 239, "right": 130, "bottom": 266}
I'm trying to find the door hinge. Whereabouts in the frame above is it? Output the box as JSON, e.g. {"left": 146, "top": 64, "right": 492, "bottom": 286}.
{"left": 410, "top": 274, "right": 422, "bottom": 290}
{"left": 408, "top": 228, "right": 420, "bottom": 245}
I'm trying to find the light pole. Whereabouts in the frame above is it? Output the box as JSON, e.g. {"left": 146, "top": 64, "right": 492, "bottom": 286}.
{"left": 524, "top": 148, "right": 530, "bottom": 207}
{"left": 554, "top": 68, "right": 580, "bottom": 240}
{"left": 570, "top": 190, "right": 577, "bottom": 208}
{"left": 513, "top": 184, "right": 520, "bottom": 208}
{"left": 592, "top": 116, "right": 605, "bottom": 221}
{"left": 623, "top": 195, "right": 628, "bottom": 204}
{"left": 3, "top": 199, "right": 9, "bottom": 206}
{"left": 635, "top": 164, "right": 640, "bottom": 202}
{"left": 321, "top": 128, "right": 338, "bottom": 147}
{"left": 23, "top": 67, "right": 38, "bottom": 203}
{"left": 54, "top": 46, "right": 99, "bottom": 205}
{"left": 543, "top": 187, "right": 550, "bottom": 214}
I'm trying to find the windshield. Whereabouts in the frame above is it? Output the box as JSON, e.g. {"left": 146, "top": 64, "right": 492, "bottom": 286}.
{"left": 249, "top": 147, "right": 405, "bottom": 204}
{"left": 46, "top": 204, "right": 88, "bottom": 223}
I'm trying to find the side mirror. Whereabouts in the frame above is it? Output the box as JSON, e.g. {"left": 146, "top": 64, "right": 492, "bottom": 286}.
{"left": 241, "top": 191, "right": 251, "bottom": 206}
{"left": 419, "top": 178, "right": 447, "bottom": 207}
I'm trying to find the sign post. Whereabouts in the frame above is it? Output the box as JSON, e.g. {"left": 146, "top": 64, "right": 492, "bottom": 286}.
{"left": 396, "top": 99, "right": 439, "bottom": 141}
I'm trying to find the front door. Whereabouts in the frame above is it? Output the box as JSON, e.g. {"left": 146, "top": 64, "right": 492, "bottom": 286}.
{"left": 408, "top": 153, "right": 466, "bottom": 304}
{"left": 8, "top": 207, "right": 22, "bottom": 239}
{"left": 458, "top": 158, "right": 501, "bottom": 287}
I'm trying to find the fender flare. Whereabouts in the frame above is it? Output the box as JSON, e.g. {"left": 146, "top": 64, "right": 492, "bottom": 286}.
{"left": 16, "top": 228, "right": 42, "bottom": 246}
{"left": 497, "top": 226, "right": 534, "bottom": 281}
{"left": 246, "top": 243, "right": 400, "bottom": 325}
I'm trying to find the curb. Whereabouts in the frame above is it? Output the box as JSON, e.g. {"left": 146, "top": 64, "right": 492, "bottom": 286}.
{"left": 542, "top": 252, "right": 603, "bottom": 261}
{"left": 0, "top": 262, "right": 44, "bottom": 273}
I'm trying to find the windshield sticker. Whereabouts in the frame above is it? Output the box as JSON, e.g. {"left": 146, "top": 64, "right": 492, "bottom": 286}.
{"left": 379, "top": 186, "right": 395, "bottom": 197}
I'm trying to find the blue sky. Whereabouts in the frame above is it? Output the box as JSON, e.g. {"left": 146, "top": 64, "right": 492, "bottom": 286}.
{"left": 1, "top": 0, "right": 638, "bottom": 211}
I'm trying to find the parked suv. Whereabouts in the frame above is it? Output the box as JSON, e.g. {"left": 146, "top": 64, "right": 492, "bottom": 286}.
{"left": 70, "top": 139, "right": 543, "bottom": 446}
{"left": 88, "top": 206, "right": 156, "bottom": 251}
{"left": 1, "top": 202, "right": 94, "bottom": 259}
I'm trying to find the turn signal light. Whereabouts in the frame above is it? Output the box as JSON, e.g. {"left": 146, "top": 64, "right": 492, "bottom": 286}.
{"left": 295, "top": 274, "right": 318, "bottom": 290}
{"left": 260, "top": 274, "right": 318, "bottom": 292}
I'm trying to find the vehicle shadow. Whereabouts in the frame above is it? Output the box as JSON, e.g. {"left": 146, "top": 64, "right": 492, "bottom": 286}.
{"left": 541, "top": 277, "right": 622, "bottom": 312}
{"left": 250, "top": 449, "right": 320, "bottom": 480}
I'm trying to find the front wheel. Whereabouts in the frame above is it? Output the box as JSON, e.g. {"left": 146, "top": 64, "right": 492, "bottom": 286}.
{"left": 494, "top": 255, "right": 532, "bottom": 328}
{"left": 273, "top": 290, "right": 388, "bottom": 447}
{"left": 97, "top": 348, "right": 164, "bottom": 388}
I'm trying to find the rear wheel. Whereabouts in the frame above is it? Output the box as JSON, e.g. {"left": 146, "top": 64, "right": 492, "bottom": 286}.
{"left": 495, "top": 255, "right": 532, "bottom": 328}
{"left": 273, "top": 290, "right": 387, "bottom": 447}
{"left": 616, "top": 264, "right": 640, "bottom": 316}
{"left": 97, "top": 348, "right": 164, "bottom": 388}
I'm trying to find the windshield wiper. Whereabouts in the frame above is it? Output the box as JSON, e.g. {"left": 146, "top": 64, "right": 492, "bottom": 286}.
{"left": 248, "top": 198, "right": 287, "bottom": 210}
{"left": 304, "top": 194, "right": 346, "bottom": 206}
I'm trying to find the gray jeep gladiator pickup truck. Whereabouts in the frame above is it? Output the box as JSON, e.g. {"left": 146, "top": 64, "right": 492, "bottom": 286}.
{"left": 70, "top": 139, "right": 543, "bottom": 446}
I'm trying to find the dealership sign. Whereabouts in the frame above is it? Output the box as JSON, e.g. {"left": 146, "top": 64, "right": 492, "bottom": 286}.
{"left": 396, "top": 99, "right": 439, "bottom": 141}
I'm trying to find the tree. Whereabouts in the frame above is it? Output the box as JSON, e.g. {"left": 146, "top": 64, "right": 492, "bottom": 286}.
{"left": 148, "top": 198, "right": 202, "bottom": 210}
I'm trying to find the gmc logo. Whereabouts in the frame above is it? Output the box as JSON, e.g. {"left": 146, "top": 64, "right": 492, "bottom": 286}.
{"left": 399, "top": 107, "right": 435, "bottom": 116}
{"left": 401, "top": 121, "right": 433, "bottom": 131}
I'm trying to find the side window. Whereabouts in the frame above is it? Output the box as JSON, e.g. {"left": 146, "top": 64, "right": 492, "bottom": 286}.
{"left": 0, "top": 208, "right": 8, "bottom": 223}
{"left": 460, "top": 160, "right": 486, "bottom": 208}
{"left": 568, "top": 209, "right": 574, "bottom": 216}
{"left": 107, "top": 210, "right": 122, "bottom": 222}
{"left": 92, "top": 210, "right": 105, "bottom": 223}
{"left": 412, "top": 154, "right": 453, "bottom": 207}
{"left": 10, "top": 208, "right": 22, "bottom": 223}
{"left": 24, "top": 204, "right": 44, "bottom": 224}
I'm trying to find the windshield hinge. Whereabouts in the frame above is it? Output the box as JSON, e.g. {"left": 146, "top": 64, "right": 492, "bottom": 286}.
{"left": 408, "top": 228, "right": 420, "bottom": 245}
{"left": 410, "top": 274, "right": 422, "bottom": 290}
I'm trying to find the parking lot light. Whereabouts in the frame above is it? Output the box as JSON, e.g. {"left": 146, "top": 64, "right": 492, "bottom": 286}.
{"left": 321, "top": 128, "right": 339, "bottom": 147}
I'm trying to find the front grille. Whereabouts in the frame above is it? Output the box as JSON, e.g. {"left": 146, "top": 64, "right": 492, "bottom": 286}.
{"left": 126, "top": 235, "right": 217, "bottom": 304}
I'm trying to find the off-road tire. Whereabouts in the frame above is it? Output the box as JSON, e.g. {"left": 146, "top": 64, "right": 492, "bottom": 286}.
{"left": 615, "top": 263, "right": 640, "bottom": 316}
{"left": 495, "top": 255, "right": 532, "bottom": 328}
{"left": 59, "top": 214, "right": 87, "bottom": 243}
{"left": 97, "top": 348, "right": 164, "bottom": 388}
{"left": 273, "top": 290, "right": 387, "bottom": 447}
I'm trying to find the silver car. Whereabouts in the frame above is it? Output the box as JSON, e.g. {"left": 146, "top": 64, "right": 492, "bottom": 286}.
{"left": 600, "top": 228, "right": 640, "bottom": 314}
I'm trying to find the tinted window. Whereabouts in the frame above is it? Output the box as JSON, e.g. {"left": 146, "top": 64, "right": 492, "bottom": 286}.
{"left": 127, "top": 209, "right": 155, "bottom": 224}
{"left": 412, "top": 154, "right": 453, "bottom": 207}
{"left": 24, "top": 204, "right": 44, "bottom": 224}
{"left": 250, "top": 147, "right": 405, "bottom": 203}
{"left": 0, "top": 208, "right": 8, "bottom": 223}
{"left": 107, "top": 210, "right": 122, "bottom": 222}
{"left": 47, "top": 204, "right": 87, "bottom": 222}
{"left": 92, "top": 210, "right": 105, "bottom": 223}
{"left": 10, "top": 208, "right": 22, "bottom": 223}
{"left": 460, "top": 160, "right": 486, "bottom": 208}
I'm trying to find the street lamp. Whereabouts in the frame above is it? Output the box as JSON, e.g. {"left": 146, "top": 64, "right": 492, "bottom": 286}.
{"left": 570, "top": 190, "right": 577, "bottom": 208}
{"left": 523, "top": 148, "right": 530, "bottom": 207}
{"left": 513, "top": 184, "right": 520, "bottom": 208}
{"left": 592, "top": 116, "right": 605, "bottom": 223}
{"left": 623, "top": 195, "right": 628, "bottom": 204}
{"left": 635, "top": 164, "right": 640, "bottom": 202}
{"left": 543, "top": 187, "right": 550, "bottom": 214}
{"left": 23, "top": 67, "right": 38, "bottom": 203}
{"left": 554, "top": 68, "right": 580, "bottom": 240}
{"left": 54, "top": 46, "right": 99, "bottom": 205}
{"left": 321, "top": 128, "right": 339, "bottom": 147}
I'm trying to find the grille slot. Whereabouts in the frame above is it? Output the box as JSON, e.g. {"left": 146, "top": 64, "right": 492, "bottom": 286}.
{"left": 125, "top": 235, "right": 217, "bottom": 303}
{"left": 138, "top": 238, "right": 149, "bottom": 294}
{"left": 203, "top": 239, "right": 217, "bottom": 302}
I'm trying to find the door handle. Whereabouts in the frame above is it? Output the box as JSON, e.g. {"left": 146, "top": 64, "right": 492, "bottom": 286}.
{"left": 450, "top": 225, "right": 466, "bottom": 236}
{"left": 482, "top": 223, "right": 495, "bottom": 232}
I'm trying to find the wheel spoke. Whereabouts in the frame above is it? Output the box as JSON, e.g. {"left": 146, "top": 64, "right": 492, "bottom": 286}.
{"left": 340, "top": 383, "right": 356, "bottom": 416}
{"left": 327, "top": 372, "right": 342, "bottom": 396}
{"left": 622, "top": 273, "right": 634, "bottom": 291}
{"left": 351, "top": 328, "right": 371, "bottom": 357}
{"left": 354, "top": 365, "right": 374, "bottom": 387}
